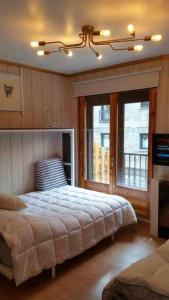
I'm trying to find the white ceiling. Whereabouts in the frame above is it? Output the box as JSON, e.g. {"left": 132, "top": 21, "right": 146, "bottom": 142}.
{"left": 0, "top": 0, "right": 168, "bottom": 74}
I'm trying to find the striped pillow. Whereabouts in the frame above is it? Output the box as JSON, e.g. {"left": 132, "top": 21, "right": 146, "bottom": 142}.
{"left": 35, "top": 157, "right": 67, "bottom": 191}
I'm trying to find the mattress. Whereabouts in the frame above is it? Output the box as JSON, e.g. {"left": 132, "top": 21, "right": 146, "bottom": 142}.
{"left": 0, "top": 185, "right": 136, "bottom": 285}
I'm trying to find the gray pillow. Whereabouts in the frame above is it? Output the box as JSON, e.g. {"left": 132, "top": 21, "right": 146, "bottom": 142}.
{"left": 35, "top": 157, "right": 67, "bottom": 191}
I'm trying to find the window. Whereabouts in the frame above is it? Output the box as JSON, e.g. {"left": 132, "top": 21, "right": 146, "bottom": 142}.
{"left": 86, "top": 96, "right": 110, "bottom": 184}
{"left": 101, "top": 133, "right": 110, "bottom": 149}
{"left": 100, "top": 105, "right": 110, "bottom": 122}
{"left": 117, "top": 90, "right": 150, "bottom": 190}
{"left": 140, "top": 133, "right": 148, "bottom": 149}
{"left": 140, "top": 101, "right": 149, "bottom": 109}
{"left": 79, "top": 88, "right": 156, "bottom": 212}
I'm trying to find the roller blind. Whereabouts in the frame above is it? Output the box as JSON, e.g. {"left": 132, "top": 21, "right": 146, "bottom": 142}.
{"left": 72, "top": 69, "right": 160, "bottom": 97}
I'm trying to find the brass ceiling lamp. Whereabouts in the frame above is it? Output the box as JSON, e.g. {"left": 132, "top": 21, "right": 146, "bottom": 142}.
{"left": 30, "top": 24, "right": 162, "bottom": 60}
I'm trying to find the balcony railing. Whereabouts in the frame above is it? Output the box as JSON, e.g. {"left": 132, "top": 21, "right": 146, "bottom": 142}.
{"left": 91, "top": 143, "right": 148, "bottom": 188}
{"left": 120, "top": 152, "right": 148, "bottom": 189}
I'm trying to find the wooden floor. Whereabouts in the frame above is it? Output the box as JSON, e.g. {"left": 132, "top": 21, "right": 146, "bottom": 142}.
{"left": 0, "top": 222, "right": 165, "bottom": 300}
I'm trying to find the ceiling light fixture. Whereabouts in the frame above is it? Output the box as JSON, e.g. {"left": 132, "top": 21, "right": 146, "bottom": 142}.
{"left": 127, "top": 24, "right": 135, "bottom": 36}
{"left": 100, "top": 29, "right": 111, "bottom": 37}
{"left": 134, "top": 44, "right": 144, "bottom": 51}
{"left": 30, "top": 41, "right": 39, "bottom": 48}
{"left": 63, "top": 49, "right": 73, "bottom": 57}
{"left": 96, "top": 52, "right": 102, "bottom": 60}
{"left": 151, "top": 34, "right": 162, "bottom": 42}
{"left": 31, "top": 24, "right": 162, "bottom": 59}
{"left": 37, "top": 50, "right": 45, "bottom": 56}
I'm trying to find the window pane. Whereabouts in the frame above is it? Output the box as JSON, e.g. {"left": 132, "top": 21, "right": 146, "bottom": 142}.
{"left": 100, "top": 105, "right": 110, "bottom": 122}
{"left": 87, "top": 104, "right": 110, "bottom": 184}
{"left": 140, "top": 101, "right": 149, "bottom": 109}
{"left": 117, "top": 101, "right": 149, "bottom": 190}
{"left": 140, "top": 133, "right": 148, "bottom": 149}
{"left": 101, "top": 133, "right": 110, "bottom": 149}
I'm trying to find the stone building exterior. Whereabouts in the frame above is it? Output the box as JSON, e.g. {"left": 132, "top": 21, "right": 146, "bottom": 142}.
{"left": 91, "top": 102, "right": 149, "bottom": 188}
{"left": 92, "top": 102, "right": 149, "bottom": 155}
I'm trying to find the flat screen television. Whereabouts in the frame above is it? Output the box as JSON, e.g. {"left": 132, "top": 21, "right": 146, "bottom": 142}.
{"left": 153, "top": 134, "right": 169, "bottom": 166}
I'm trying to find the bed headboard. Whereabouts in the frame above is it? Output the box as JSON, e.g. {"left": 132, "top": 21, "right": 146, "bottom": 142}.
{"left": 0, "top": 131, "right": 62, "bottom": 194}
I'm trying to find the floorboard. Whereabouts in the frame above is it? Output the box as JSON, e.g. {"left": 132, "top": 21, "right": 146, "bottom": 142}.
{"left": 0, "top": 221, "right": 165, "bottom": 300}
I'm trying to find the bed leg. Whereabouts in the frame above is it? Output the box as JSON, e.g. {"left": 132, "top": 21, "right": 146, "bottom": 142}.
{"left": 51, "top": 266, "right": 55, "bottom": 279}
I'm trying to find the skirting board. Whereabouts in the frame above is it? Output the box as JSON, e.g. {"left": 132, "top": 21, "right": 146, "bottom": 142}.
{"left": 0, "top": 263, "right": 13, "bottom": 280}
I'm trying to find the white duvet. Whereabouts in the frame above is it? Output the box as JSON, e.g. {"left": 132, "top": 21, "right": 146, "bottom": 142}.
{"left": 0, "top": 186, "right": 136, "bottom": 285}
{"left": 110, "top": 240, "right": 169, "bottom": 297}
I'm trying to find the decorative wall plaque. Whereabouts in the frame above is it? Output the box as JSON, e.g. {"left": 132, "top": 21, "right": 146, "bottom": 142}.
{"left": 0, "top": 71, "right": 23, "bottom": 112}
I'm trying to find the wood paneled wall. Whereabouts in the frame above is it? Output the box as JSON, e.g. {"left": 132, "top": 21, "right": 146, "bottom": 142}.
{"left": 1, "top": 56, "right": 169, "bottom": 185}
{"left": 0, "top": 132, "right": 62, "bottom": 194}
{"left": 71, "top": 56, "right": 169, "bottom": 182}
{"left": 0, "top": 62, "right": 75, "bottom": 129}
{"left": 0, "top": 61, "right": 77, "bottom": 193}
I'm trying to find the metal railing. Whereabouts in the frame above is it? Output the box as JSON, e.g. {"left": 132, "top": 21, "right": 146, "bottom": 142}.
{"left": 120, "top": 153, "right": 148, "bottom": 189}
{"left": 91, "top": 144, "right": 148, "bottom": 188}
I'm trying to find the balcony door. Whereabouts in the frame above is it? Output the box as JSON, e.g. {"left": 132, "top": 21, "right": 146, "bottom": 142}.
{"left": 78, "top": 93, "right": 117, "bottom": 193}
{"left": 117, "top": 90, "right": 150, "bottom": 190}
{"left": 78, "top": 89, "right": 156, "bottom": 214}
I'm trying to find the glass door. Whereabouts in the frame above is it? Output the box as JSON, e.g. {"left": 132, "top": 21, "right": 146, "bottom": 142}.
{"left": 87, "top": 102, "right": 110, "bottom": 184}
{"left": 78, "top": 93, "right": 117, "bottom": 193}
{"left": 117, "top": 90, "right": 150, "bottom": 190}
{"left": 78, "top": 89, "right": 156, "bottom": 216}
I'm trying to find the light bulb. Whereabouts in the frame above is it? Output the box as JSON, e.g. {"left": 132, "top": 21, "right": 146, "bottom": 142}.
{"left": 100, "top": 30, "right": 111, "bottom": 37}
{"left": 63, "top": 49, "right": 73, "bottom": 57}
{"left": 37, "top": 50, "right": 45, "bottom": 56}
{"left": 127, "top": 24, "right": 135, "bottom": 34}
{"left": 151, "top": 34, "right": 162, "bottom": 42}
{"left": 30, "top": 41, "right": 39, "bottom": 48}
{"left": 134, "top": 44, "right": 143, "bottom": 51}
{"left": 67, "top": 50, "right": 73, "bottom": 57}
{"left": 96, "top": 53, "right": 102, "bottom": 60}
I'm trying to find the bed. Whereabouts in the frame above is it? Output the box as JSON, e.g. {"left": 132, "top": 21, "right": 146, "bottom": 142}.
{"left": 102, "top": 240, "right": 169, "bottom": 300}
{"left": 0, "top": 185, "right": 136, "bottom": 285}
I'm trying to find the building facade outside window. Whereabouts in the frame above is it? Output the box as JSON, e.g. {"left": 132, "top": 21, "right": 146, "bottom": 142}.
{"left": 140, "top": 101, "right": 149, "bottom": 109}
{"left": 93, "top": 103, "right": 149, "bottom": 154}
{"left": 99, "top": 105, "right": 110, "bottom": 122}
{"left": 101, "top": 133, "right": 110, "bottom": 149}
{"left": 140, "top": 133, "right": 148, "bottom": 150}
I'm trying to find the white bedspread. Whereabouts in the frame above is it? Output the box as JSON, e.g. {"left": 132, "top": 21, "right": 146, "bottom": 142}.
{"left": 0, "top": 186, "right": 136, "bottom": 285}
{"left": 105, "top": 240, "right": 169, "bottom": 298}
